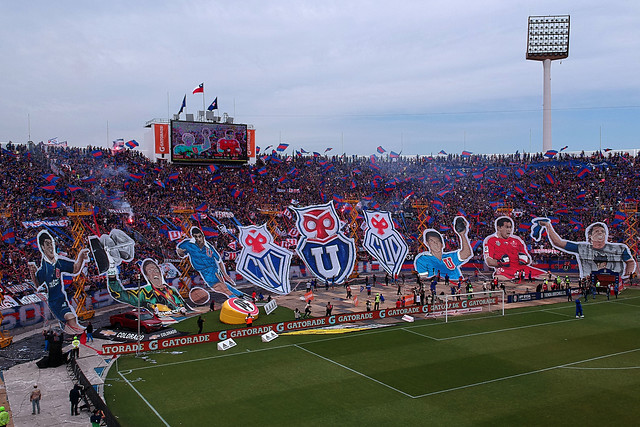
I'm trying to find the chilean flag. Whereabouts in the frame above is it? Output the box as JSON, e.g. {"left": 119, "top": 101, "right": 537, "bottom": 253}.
{"left": 193, "top": 83, "right": 204, "bottom": 94}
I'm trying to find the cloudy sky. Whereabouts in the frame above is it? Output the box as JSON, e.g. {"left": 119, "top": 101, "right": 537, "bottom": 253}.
{"left": 1, "top": 1, "right": 638, "bottom": 156}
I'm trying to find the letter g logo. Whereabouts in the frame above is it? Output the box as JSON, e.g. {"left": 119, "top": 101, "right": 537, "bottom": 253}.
{"left": 379, "top": 309, "right": 386, "bottom": 318}
{"left": 149, "top": 340, "right": 158, "bottom": 351}
{"left": 219, "top": 331, "right": 227, "bottom": 340}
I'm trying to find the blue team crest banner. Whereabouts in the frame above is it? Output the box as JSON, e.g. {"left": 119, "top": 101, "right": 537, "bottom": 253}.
{"left": 236, "top": 224, "right": 292, "bottom": 294}
{"left": 292, "top": 201, "right": 355, "bottom": 284}
{"left": 362, "top": 210, "right": 408, "bottom": 277}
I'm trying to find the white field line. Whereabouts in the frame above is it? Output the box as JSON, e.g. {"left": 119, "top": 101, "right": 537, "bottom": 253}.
{"left": 294, "top": 344, "right": 414, "bottom": 398}
{"left": 118, "top": 370, "right": 171, "bottom": 426}
{"left": 412, "top": 347, "right": 640, "bottom": 399}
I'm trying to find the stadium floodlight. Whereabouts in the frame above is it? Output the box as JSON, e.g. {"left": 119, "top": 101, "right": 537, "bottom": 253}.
{"left": 526, "top": 15, "right": 570, "bottom": 152}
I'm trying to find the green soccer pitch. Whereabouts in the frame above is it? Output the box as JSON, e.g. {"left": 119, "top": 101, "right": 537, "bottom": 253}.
{"left": 105, "top": 289, "right": 640, "bottom": 426}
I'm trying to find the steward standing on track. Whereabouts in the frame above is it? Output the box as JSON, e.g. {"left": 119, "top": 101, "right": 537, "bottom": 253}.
{"left": 0, "top": 406, "right": 9, "bottom": 426}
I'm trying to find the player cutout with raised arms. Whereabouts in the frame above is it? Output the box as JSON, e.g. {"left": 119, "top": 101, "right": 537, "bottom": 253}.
{"left": 532, "top": 218, "right": 636, "bottom": 279}
{"left": 415, "top": 216, "right": 472, "bottom": 281}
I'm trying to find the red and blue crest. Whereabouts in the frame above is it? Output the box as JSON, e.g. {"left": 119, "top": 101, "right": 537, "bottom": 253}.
{"left": 362, "top": 210, "right": 408, "bottom": 277}
{"left": 236, "top": 224, "right": 292, "bottom": 294}
{"left": 292, "top": 202, "right": 355, "bottom": 284}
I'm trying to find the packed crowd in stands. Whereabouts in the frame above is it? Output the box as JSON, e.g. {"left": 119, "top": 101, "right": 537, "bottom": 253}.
{"left": 0, "top": 141, "right": 638, "bottom": 303}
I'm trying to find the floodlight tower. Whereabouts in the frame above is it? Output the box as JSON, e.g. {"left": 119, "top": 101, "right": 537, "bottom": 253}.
{"left": 526, "top": 15, "right": 570, "bottom": 152}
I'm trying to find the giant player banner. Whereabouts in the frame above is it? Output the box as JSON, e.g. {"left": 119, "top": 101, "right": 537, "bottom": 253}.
{"left": 89, "top": 229, "right": 188, "bottom": 316}
{"left": 292, "top": 201, "right": 356, "bottom": 284}
{"left": 415, "top": 216, "right": 472, "bottom": 280}
{"left": 176, "top": 226, "right": 243, "bottom": 297}
{"left": 531, "top": 218, "right": 636, "bottom": 280}
{"left": 28, "top": 230, "right": 89, "bottom": 335}
{"left": 236, "top": 224, "right": 292, "bottom": 294}
{"left": 362, "top": 210, "right": 408, "bottom": 277}
{"left": 483, "top": 216, "right": 547, "bottom": 281}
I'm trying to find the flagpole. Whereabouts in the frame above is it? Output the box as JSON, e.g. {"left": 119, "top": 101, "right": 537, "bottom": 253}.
{"left": 202, "top": 87, "right": 206, "bottom": 113}
{"left": 167, "top": 92, "right": 170, "bottom": 121}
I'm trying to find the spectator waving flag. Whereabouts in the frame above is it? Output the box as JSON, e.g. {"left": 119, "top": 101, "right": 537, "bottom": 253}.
{"left": 544, "top": 150, "right": 558, "bottom": 158}
{"left": 325, "top": 147, "right": 333, "bottom": 153}
{"left": 201, "top": 226, "right": 219, "bottom": 238}
{"left": 68, "top": 186, "right": 83, "bottom": 192}
{"left": 276, "top": 143, "right": 289, "bottom": 152}
{"left": 193, "top": 83, "right": 204, "bottom": 94}
{"left": 2, "top": 228, "right": 15, "bottom": 244}
{"left": 576, "top": 191, "right": 586, "bottom": 199}
{"left": 42, "top": 174, "right": 59, "bottom": 183}
{"left": 389, "top": 151, "right": 400, "bottom": 159}
{"left": 125, "top": 139, "right": 139, "bottom": 149}
{"left": 438, "top": 150, "right": 447, "bottom": 155}
{"left": 208, "top": 165, "right": 219, "bottom": 173}
{"left": 461, "top": 151, "right": 473, "bottom": 157}
{"left": 92, "top": 150, "right": 103, "bottom": 158}
{"left": 168, "top": 172, "right": 180, "bottom": 181}
{"left": 377, "top": 146, "right": 386, "bottom": 154}
{"left": 545, "top": 173, "right": 556, "bottom": 185}
{"left": 576, "top": 167, "right": 590, "bottom": 178}
{"left": 560, "top": 145, "right": 569, "bottom": 151}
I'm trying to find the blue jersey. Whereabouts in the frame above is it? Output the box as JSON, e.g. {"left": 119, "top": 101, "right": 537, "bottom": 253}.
{"left": 36, "top": 257, "right": 74, "bottom": 320}
{"left": 177, "top": 240, "right": 221, "bottom": 271}
{"left": 415, "top": 250, "right": 465, "bottom": 280}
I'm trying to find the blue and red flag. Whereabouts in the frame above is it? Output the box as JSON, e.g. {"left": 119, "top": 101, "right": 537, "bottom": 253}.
{"left": 276, "top": 143, "right": 289, "bottom": 152}
{"left": 2, "top": 228, "right": 15, "bottom": 244}
{"left": 92, "top": 150, "right": 104, "bottom": 158}
{"left": 377, "top": 146, "right": 386, "bottom": 154}
{"left": 544, "top": 150, "right": 558, "bottom": 158}
{"left": 461, "top": 151, "right": 473, "bottom": 157}
{"left": 202, "top": 226, "right": 219, "bottom": 238}
{"left": 208, "top": 165, "right": 219, "bottom": 173}
{"left": 125, "top": 139, "right": 139, "bottom": 149}
{"left": 545, "top": 173, "right": 555, "bottom": 185}
{"left": 576, "top": 167, "right": 590, "bottom": 178}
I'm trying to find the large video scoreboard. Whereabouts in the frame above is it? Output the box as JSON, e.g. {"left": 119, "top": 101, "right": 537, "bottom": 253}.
{"left": 170, "top": 120, "right": 249, "bottom": 164}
